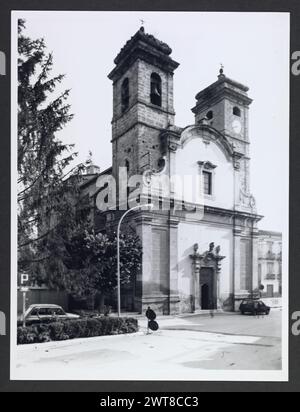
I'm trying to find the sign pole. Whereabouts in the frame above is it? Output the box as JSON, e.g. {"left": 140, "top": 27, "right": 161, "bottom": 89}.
{"left": 20, "top": 273, "right": 30, "bottom": 327}
{"left": 22, "top": 290, "right": 26, "bottom": 327}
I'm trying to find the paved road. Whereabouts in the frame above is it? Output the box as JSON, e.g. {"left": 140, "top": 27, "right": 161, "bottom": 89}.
{"left": 167, "top": 311, "right": 283, "bottom": 372}
{"left": 167, "top": 310, "right": 282, "bottom": 338}
{"left": 13, "top": 311, "right": 284, "bottom": 380}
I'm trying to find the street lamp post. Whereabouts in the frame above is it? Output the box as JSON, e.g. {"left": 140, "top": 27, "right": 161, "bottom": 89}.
{"left": 117, "top": 203, "right": 154, "bottom": 317}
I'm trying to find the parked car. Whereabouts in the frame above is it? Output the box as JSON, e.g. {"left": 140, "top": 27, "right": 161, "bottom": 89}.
{"left": 18, "top": 304, "right": 80, "bottom": 326}
{"left": 240, "top": 299, "right": 271, "bottom": 316}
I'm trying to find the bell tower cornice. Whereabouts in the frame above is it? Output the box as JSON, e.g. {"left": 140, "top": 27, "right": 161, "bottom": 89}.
{"left": 192, "top": 74, "right": 253, "bottom": 115}
{"left": 108, "top": 27, "right": 179, "bottom": 83}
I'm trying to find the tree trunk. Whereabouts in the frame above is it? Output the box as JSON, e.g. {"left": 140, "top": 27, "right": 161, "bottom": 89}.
{"left": 86, "top": 293, "right": 95, "bottom": 310}
{"left": 99, "top": 293, "right": 105, "bottom": 313}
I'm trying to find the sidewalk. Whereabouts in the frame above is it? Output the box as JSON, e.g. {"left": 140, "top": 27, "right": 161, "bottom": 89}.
{"left": 13, "top": 327, "right": 269, "bottom": 381}
{"left": 13, "top": 310, "right": 283, "bottom": 380}
{"left": 140, "top": 314, "right": 231, "bottom": 329}
{"left": 118, "top": 308, "right": 280, "bottom": 323}
{"left": 76, "top": 306, "right": 281, "bottom": 328}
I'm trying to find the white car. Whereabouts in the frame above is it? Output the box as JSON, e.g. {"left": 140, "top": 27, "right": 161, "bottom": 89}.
{"left": 18, "top": 304, "right": 80, "bottom": 326}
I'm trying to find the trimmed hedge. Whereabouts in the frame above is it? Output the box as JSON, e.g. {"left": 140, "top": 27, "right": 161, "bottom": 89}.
{"left": 17, "top": 317, "right": 138, "bottom": 345}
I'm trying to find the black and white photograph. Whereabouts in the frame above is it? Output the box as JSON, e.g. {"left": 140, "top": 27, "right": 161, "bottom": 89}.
{"left": 10, "top": 11, "right": 289, "bottom": 382}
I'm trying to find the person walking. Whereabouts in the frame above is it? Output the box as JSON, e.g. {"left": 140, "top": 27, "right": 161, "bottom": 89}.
{"left": 145, "top": 306, "right": 158, "bottom": 334}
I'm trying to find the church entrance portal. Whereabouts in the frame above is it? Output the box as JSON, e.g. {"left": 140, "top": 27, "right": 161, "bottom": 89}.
{"left": 200, "top": 267, "right": 215, "bottom": 310}
{"left": 190, "top": 243, "right": 225, "bottom": 312}
{"left": 201, "top": 284, "right": 210, "bottom": 309}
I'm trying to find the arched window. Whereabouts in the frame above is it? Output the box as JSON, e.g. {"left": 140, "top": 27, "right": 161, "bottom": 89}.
{"left": 121, "top": 78, "right": 129, "bottom": 113}
{"left": 150, "top": 73, "right": 162, "bottom": 107}
{"left": 233, "top": 106, "right": 241, "bottom": 117}
{"left": 206, "top": 110, "right": 213, "bottom": 120}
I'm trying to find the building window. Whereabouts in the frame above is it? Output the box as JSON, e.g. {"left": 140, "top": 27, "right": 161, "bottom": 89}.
{"left": 267, "top": 285, "right": 274, "bottom": 298}
{"left": 125, "top": 159, "right": 130, "bottom": 173}
{"left": 150, "top": 73, "right": 162, "bottom": 107}
{"left": 121, "top": 78, "right": 129, "bottom": 113}
{"left": 206, "top": 110, "right": 213, "bottom": 120}
{"left": 198, "top": 161, "right": 216, "bottom": 197}
{"left": 233, "top": 106, "right": 241, "bottom": 117}
{"left": 267, "top": 262, "right": 274, "bottom": 275}
{"left": 203, "top": 171, "right": 212, "bottom": 195}
{"left": 267, "top": 241, "right": 274, "bottom": 253}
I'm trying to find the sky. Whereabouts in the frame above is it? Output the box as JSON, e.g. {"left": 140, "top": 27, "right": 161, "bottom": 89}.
{"left": 13, "top": 11, "right": 290, "bottom": 232}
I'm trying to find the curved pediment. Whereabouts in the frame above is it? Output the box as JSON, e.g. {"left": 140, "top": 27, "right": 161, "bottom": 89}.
{"left": 180, "top": 124, "right": 235, "bottom": 161}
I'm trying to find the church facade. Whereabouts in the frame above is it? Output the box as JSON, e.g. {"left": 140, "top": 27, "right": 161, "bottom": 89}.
{"left": 84, "top": 27, "right": 264, "bottom": 315}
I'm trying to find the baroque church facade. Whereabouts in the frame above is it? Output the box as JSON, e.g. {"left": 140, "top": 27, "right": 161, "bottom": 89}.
{"left": 83, "top": 27, "right": 263, "bottom": 315}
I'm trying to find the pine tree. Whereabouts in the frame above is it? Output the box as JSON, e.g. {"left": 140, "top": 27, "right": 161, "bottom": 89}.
{"left": 17, "top": 21, "right": 142, "bottom": 309}
{"left": 18, "top": 20, "right": 142, "bottom": 308}
{"left": 17, "top": 19, "right": 88, "bottom": 285}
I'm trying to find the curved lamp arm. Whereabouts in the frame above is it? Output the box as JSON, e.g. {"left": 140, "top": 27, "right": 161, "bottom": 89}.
{"left": 117, "top": 203, "right": 154, "bottom": 317}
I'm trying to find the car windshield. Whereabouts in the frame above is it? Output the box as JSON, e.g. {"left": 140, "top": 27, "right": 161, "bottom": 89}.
{"left": 29, "top": 308, "right": 39, "bottom": 316}
{"left": 29, "top": 307, "right": 65, "bottom": 316}
{"left": 39, "top": 308, "right": 52, "bottom": 315}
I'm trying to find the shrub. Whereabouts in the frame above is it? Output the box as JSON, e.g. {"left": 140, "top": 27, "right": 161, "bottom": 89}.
{"left": 17, "top": 317, "right": 138, "bottom": 345}
{"left": 63, "top": 318, "right": 87, "bottom": 339}
{"left": 49, "top": 322, "right": 69, "bottom": 341}
{"left": 17, "top": 327, "right": 36, "bottom": 344}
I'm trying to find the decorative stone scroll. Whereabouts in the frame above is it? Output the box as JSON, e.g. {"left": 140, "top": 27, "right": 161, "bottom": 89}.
{"left": 190, "top": 242, "right": 225, "bottom": 274}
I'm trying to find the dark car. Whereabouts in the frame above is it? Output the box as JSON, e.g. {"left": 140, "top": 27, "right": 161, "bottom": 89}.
{"left": 240, "top": 299, "right": 271, "bottom": 316}
{"left": 17, "top": 304, "right": 80, "bottom": 326}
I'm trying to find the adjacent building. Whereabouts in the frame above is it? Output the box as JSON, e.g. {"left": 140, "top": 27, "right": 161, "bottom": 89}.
{"left": 258, "top": 230, "right": 282, "bottom": 298}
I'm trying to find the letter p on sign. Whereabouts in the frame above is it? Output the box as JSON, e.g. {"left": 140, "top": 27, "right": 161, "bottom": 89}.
{"left": 21, "top": 274, "right": 29, "bottom": 285}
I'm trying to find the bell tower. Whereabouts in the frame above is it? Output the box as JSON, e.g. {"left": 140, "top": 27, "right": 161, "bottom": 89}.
{"left": 192, "top": 67, "right": 253, "bottom": 148}
{"left": 192, "top": 68, "right": 254, "bottom": 204}
{"left": 108, "top": 27, "right": 179, "bottom": 178}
